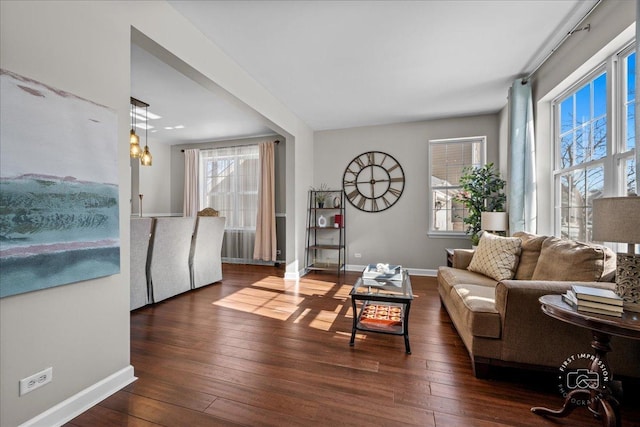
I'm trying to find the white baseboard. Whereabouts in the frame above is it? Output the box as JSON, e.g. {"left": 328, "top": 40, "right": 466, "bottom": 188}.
{"left": 346, "top": 264, "right": 437, "bottom": 277}
{"left": 284, "top": 271, "right": 300, "bottom": 280}
{"left": 20, "top": 365, "right": 136, "bottom": 427}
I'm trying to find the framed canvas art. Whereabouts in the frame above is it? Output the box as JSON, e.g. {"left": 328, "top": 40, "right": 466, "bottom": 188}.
{"left": 0, "top": 69, "right": 120, "bottom": 298}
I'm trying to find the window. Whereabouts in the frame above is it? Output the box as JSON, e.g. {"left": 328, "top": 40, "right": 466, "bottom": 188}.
{"left": 428, "top": 136, "right": 485, "bottom": 236}
{"left": 553, "top": 46, "right": 636, "bottom": 242}
{"left": 199, "top": 145, "right": 259, "bottom": 230}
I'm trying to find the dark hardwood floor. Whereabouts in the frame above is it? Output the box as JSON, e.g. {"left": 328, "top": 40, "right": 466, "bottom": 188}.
{"left": 66, "top": 264, "right": 640, "bottom": 426}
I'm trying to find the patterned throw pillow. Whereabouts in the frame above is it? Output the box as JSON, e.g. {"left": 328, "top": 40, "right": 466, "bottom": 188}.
{"left": 468, "top": 232, "right": 522, "bottom": 281}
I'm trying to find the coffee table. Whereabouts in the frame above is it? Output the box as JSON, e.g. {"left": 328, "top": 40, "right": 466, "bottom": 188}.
{"left": 349, "top": 271, "right": 413, "bottom": 353}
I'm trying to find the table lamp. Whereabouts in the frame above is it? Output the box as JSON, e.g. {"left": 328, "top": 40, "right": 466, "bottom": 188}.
{"left": 481, "top": 211, "right": 508, "bottom": 235}
{"left": 592, "top": 195, "right": 640, "bottom": 312}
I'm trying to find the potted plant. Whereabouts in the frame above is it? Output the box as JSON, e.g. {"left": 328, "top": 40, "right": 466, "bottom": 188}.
{"left": 455, "top": 163, "right": 506, "bottom": 246}
{"left": 311, "top": 183, "right": 330, "bottom": 208}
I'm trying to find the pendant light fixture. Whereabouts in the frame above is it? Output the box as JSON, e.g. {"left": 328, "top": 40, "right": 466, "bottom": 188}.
{"left": 130, "top": 97, "right": 152, "bottom": 166}
{"left": 140, "top": 100, "right": 152, "bottom": 166}
{"left": 129, "top": 101, "right": 142, "bottom": 158}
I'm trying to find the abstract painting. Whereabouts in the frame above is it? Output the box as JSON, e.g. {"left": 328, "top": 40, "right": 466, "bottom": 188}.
{"left": 0, "top": 69, "right": 120, "bottom": 298}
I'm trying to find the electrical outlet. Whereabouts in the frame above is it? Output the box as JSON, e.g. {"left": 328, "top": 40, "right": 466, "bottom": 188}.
{"left": 354, "top": 253, "right": 362, "bottom": 258}
{"left": 20, "top": 367, "right": 52, "bottom": 396}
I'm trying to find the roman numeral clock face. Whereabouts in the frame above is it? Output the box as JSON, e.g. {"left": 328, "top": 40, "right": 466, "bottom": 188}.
{"left": 342, "top": 151, "right": 405, "bottom": 212}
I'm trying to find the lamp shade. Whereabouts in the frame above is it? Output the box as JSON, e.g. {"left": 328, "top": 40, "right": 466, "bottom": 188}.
{"left": 481, "top": 211, "right": 508, "bottom": 232}
{"left": 592, "top": 196, "right": 640, "bottom": 244}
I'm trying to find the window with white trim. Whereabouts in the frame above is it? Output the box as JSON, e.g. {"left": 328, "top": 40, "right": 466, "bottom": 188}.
{"left": 199, "top": 145, "right": 259, "bottom": 230}
{"left": 428, "top": 136, "right": 486, "bottom": 236}
{"left": 553, "top": 45, "right": 636, "bottom": 242}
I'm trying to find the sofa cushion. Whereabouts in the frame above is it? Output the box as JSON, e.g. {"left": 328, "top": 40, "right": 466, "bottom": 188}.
{"left": 451, "top": 284, "right": 501, "bottom": 339}
{"left": 438, "top": 266, "right": 498, "bottom": 298}
{"left": 512, "top": 231, "right": 547, "bottom": 280}
{"left": 468, "top": 232, "right": 522, "bottom": 281}
{"left": 531, "top": 237, "right": 616, "bottom": 282}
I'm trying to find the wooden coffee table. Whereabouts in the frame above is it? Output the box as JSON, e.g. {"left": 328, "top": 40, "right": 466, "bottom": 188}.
{"left": 531, "top": 294, "right": 640, "bottom": 427}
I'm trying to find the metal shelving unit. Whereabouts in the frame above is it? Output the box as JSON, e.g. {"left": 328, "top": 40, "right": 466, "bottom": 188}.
{"left": 305, "top": 190, "right": 346, "bottom": 275}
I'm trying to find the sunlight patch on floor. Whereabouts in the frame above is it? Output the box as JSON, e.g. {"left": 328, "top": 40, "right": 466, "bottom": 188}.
{"left": 213, "top": 274, "right": 354, "bottom": 328}
{"left": 213, "top": 287, "right": 305, "bottom": 321}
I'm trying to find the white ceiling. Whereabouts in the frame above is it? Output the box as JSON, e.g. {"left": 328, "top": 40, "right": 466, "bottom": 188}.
{"left": 132, "top": 0, "right": 598, "bottom": 145}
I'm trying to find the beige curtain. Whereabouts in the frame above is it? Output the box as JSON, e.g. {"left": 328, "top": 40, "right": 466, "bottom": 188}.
{"left": 183, "top": 148, "right": 199, "bottom": 216}
{"left": 253, "top": 141, "right": 276, "bottom": 261}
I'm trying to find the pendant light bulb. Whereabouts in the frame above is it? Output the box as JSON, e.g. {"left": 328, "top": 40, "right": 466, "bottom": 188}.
{"left": 140, "top": 145, "right": 152, "bottom": 166}
{"left": 129, "top": 102, "right": 142, "bottom": 158}
{"left": 130, "top": 130, "right": 142, "bottom": 158}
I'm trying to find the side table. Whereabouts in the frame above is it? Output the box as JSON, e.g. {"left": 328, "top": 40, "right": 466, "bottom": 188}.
{"left": 531, "top": 294, "right": 640, "bottom": 427}
{"left": 445, "top": 248, "right": 454, "bottom": 267}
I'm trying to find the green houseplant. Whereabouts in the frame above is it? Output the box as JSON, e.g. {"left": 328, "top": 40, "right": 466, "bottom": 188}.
{"left": 311, "top": 183, "right": 330, "bottom": 208}
{"left": 455, "top": 163, "right": 506, "bottom": 245}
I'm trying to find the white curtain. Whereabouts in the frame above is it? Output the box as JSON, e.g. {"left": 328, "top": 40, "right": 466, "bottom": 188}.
{"left": 509, "top": 79, "right": 537, "bottom": 233}
{"left": 253, "top": 141, "right": 277, "bottom": 261}
{"left": 183, "top": 148, "right": 199, "bottom": 216}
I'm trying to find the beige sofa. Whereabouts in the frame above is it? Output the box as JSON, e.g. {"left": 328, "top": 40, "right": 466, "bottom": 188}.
{"left": 437, "top": 232, "right": 640, "bottom": 379}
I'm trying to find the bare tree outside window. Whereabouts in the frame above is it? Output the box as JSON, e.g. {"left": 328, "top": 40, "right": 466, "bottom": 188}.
{"left": 554, "top": 49, "right": 636, "bottom": 242}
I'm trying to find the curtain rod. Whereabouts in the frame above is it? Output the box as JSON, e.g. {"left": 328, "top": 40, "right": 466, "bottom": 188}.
{"left": 522, "top": 0, "right": 602, "bottom": 84}
{"left": 180, "top": 139, "right": 280, "bottom": 153}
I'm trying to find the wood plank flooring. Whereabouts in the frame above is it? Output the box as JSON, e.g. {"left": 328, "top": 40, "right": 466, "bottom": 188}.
{"left": 66, "top": 264, "right": 640, "bottom": 426}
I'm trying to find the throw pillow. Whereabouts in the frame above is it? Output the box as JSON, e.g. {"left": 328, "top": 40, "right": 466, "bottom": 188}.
{"left": 512, "top": 231, "right": 547, "bottom": 280}
{"left": 531, "top": 237, "right": 616, "bottom": 282}
{"left": 468, "top": 232, "right": 522, "bottom": 281}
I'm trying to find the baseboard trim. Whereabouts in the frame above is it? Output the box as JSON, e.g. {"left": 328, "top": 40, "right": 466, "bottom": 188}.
{"left": 345, "top": 265, "right": 437, "bottom": 277}
{"left": 19, "top": 365, "right": 136, "bottom": 427}
{"left": 284, "top": 271, "right": 300, "bottom": 280}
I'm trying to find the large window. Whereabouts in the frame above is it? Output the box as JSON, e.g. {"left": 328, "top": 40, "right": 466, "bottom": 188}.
{"left": 199, "top": 145, "right": 259, "bottom": 230}
{"left": 428, "top": 136, "right": 485, "bottom": 236}
{"left": 553, "top": 47, "right": 636, "bottom": 242}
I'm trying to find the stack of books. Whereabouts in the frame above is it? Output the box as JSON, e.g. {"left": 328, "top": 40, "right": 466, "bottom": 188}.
{"left": 562, "top": 285, "right": 624, "bottom": 317}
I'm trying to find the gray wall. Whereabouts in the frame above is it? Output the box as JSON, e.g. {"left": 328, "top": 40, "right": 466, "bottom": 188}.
{"left": 0, "top": 2, "right": 312, "bottom": 425}
{"left": 0, "top": 3, "right": 133, "bottom": 426}
{"left": 314, "top": 114, "right": 500, "bottom": 272}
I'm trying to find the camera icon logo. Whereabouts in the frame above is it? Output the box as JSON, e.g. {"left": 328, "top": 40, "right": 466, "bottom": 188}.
{"left": 566, "top": 368, "right": 600, "bottom": 390}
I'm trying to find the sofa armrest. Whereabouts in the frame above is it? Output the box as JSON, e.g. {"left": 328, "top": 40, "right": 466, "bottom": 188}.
{"left": 494, "top": 280, "right": 617, "bottom": 367}
{"left": 494, "top": 280, "right": 615, "bottom": 318}
{"left": 453, "top": 249, "right": 475, "bottom": 269}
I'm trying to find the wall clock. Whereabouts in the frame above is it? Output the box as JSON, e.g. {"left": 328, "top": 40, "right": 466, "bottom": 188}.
{"left": 342, "top": 151, "right": 405, "bottom": 212}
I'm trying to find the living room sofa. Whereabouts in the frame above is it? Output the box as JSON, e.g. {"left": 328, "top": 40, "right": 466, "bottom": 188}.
{"left": 437, "top": 231, "right": 640, "bottom": 379}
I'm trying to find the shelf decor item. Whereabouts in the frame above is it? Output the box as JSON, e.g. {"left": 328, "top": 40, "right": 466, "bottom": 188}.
{"left": 317, "top": 215, "right": 327, "bottom": 228}
{"left": 592, "top": 195, "right": 640, "bottom": 312}
{"left": 334, "top": 214, "right": 343, "bottom": 228}
{"left": 311, "top": 183, "right": 330, "bottom": 207}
